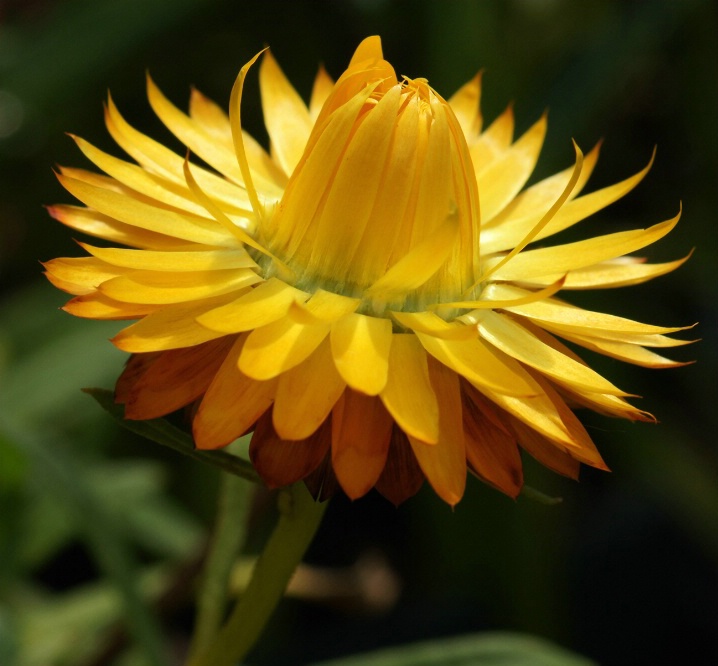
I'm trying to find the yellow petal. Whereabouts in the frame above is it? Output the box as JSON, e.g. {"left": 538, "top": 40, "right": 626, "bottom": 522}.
{"left": 330, "top": 312, "right": 392, "bottom": 396}
{"left": 47, "top": 204, "right": 189, "bottom": 250}
{"left": 517, "top": 254, "right": 691, "bottom": 290}
{"left": 392, "top": 310, "right": 477, "bottom": 340}
{"left": 448, "top": 72, "right": 482, "bottom": 141}
{"left": 148, "top": 74, "right": 258, "bottom": 190}
{"left": 416, "top": 332, "right": 534, "bottom": 397}
{"left": 309, "top": 65, "right": 334, "bottom": 120}
{"left": 485, "top": 285, "right": 686, "bottom": 336}
{"left": 268, "top": 84, "right": 376, "bottom": 258}
{"left": 239, "top": 315, "right": 331, "bottom": 381}
{"left": 63, "top": 292, "right": 158, "bottom": 320}
{"left": 193, "top": 336, "right": 277, "bottom": 449}
{"left": 486, "top": 210, "right": 680, "bottom": 282}
{"left": 112, "top": 292, "right": 244, "bottom": 352}
{"left": 289, "top": 290, "right": 360, "bottom": 323}
{"left": 364, "top": 212, "right": 459, "bottom": 299}
{"left": 470, "top": 104, "right": 514, "bottom": 172}
{"left": 483, "top": 150, "right": 654, "bottom": 252}
{"left": 105, "top": 95, "right": 254, "bottom": 207}
{"left": 81, "top": 243, "right": 257, "bottom": 272}
{"left": 477, "top": 114, "right": 547, "bottom": 224}
{"left": 555, "top": 331, "right": 690, "bottom": 368}
{"left": 189, "top": 87, "right": 287, "bottom": 188}
{"left": 477, "top": 311, "right": 628, "bottom": 395}
{"left": 408, "top": 358, "right": 466, "bottom": 507}
{"left": 473, "top": 350, "right": 602, "bottom": 455}
{"left": 259, "top": 50, "right": 314, "bottom": 177}
{"left": 482, "top": 141, "right": 601, "bottom": 234}
{"left": 349, "top": 35, "right": 384, "bottom": 64}
{"left": 100, "top": 268, "right": 261, "bottom": 304}
{"left": 58, "top": 174, "right": 232, "bottom": 247}
{"left": 197, "top": 277, "right": 308, "bottom": 334}
{"left": 380, "top": 334, "right": 439, "bottom": 444}
{"left": 272, "top": 339, "right": 346, "bottom": 440}
{"left": 44, "top": 256, "right": 128, "bottom": 294}
{"left": 332, "top": 390, "right": 392, "bottom": 499}
{"left": 305, "top": 85, "right": 402, "bottom": 282}
{"left": 70, "top": 134, "right": 244, "bottom": 217}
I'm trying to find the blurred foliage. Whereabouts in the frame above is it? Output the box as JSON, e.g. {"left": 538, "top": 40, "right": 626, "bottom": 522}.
{"left": 1, "top": 0, "right": 717, "bottom": 664}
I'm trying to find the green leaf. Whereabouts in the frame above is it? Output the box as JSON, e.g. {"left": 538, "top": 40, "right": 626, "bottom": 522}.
{"left": 85, "top": 388, "right": 260, "bottom": 484}
{"left": 312, "top": 632, "right": 596, "bottom": 666}
{"left": 520, "top": 485, "right": 563, "bottom": 506}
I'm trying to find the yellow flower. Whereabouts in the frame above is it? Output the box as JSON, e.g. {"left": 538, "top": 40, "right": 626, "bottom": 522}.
{"left": 45, "top": 36, "right": 690, "bottom": 506}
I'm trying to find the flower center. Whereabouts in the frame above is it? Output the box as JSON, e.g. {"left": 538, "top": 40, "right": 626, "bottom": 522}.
{"left": 263, "top": 52, "right": 481, "bottom": 317}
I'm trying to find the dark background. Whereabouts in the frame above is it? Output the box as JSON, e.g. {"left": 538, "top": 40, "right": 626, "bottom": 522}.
{"left": 1, "top": 1, "right": 716, "bottom": 665}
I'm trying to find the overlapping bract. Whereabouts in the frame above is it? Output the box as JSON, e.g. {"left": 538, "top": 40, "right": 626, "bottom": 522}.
{"left": 45, "top": 36, "right": 690, "bottom": 506}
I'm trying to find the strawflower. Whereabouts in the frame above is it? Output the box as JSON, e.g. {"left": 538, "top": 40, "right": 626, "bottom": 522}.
{"left": 45, "top": 36, "right": 690, "bottom": 507}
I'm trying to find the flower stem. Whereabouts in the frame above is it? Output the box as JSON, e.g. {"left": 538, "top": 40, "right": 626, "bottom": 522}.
{"left": 187, "top": 471, "right": 253, "bottom": 661}
{"left": 186, "top": 483, "right": 327, "bottom": 666}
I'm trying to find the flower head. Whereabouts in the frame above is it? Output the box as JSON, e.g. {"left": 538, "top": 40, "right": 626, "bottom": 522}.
{"left": 45, "top": 36, "right": 691, "bottom": 506}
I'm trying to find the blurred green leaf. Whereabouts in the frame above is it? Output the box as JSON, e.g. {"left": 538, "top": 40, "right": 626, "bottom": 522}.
{"left": 0, "top": 419, "right": 169, "bottom": 666}
{"left": 10, "top": 566, "right": 169, "bottom": 666}
{"left": 86, "top": 388, "right": 260, "bottom": 484}
{"left": 313, "top": 632, "right": 596, "bottom": 666}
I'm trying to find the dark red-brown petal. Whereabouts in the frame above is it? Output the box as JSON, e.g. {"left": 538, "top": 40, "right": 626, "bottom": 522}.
{"left": 123, "top": 337, "right": 233, "bottom": 419}
{"left": 250, "top": 411, "right": 331, "bottom": 489}
{"left": 375, "top": 426, "right": 425, "bottom": 506}
{"left": 462, "top": 381, "right": 523, "bottom": 498}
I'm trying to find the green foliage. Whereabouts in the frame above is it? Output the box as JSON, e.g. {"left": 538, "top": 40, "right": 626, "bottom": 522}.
{"left": 314, "top": 633, "right": 596, "bottom": 666}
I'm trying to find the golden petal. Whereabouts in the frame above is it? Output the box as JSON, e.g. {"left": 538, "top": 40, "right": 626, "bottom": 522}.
{"left": 486, "top": 210, "right": 680, "bottom": 282}
{"left": 46, "top": 204, "right": 189, "bottom": 250}
{"left": 58, "top": 174, "right": 232, "bottom": 247}
{"left": 100, "top": 268, "right": 261, "bottom": 304}
{"left": 477, "top": 113, "right": 547, "bottom": 224}
{"left": 239, "top": 315, "right": 331, "bottom": 381}
{"left": 259, "top": 50, "right": 314, "bottom": 177}
{"left": 470, "top": 103, "right": 514, "bottom": 172}
{"left": 447, "top": 72, "right": 482, "bottom": 141}
{"left": 408, "top": 359, "right": 466, "bottom": 507}
{"left": 197, "top": 277, "right": 308, "bottom": 334}
{"left": 330, "top": 312, "right": 392, "bottom": 396}
{"left": 81, "top": 243, "right": 257, "bottom": 272}
{"left": 112, "top": 291, "right": 244, "bottom": 352}
{"left": 477, "top": 311, "right": 629, "bottom": 396}
{"left": 272, "top": 340, "right": 346, "bottom": 440}
{"left": 193, "top": 336, "right": 277, "bottom": 450}
{"left": 379, "top": 334, "right": 440, "bottom": 444}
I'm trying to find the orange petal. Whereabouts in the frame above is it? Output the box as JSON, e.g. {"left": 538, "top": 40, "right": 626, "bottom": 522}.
{"left": 272, "top": 340, "right": 346, "bottom": 440}
{"left": 331, "top": 390, "right": 392, "bottom": 500}
{"left": 193, "top": 336, "right": 277, "bottom": 450}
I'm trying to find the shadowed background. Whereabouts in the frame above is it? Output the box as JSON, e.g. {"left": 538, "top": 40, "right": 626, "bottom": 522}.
{"left": 1, "top": 1, "right": 716, "bottom": 665}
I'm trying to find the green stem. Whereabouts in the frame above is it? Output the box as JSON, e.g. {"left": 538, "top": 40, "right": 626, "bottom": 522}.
{"left": 186, "top": 483, "right": 327, "bottom": 666}
{"left": 187, "top": 471, "right": 253, "bottom": 661}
